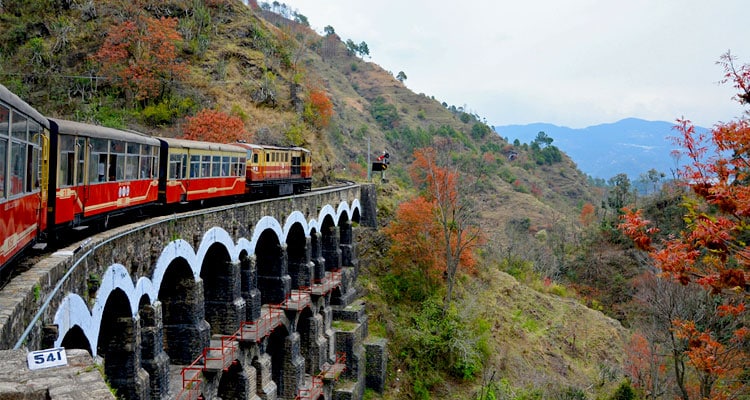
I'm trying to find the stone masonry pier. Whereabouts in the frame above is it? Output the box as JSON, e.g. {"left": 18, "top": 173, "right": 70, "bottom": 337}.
{"left": 0, "top": 183, "right": 385, "bottom": 400}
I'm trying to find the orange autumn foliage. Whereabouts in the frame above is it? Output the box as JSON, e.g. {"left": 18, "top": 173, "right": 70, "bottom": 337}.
{"left": 93, "top": 15, "right": 186, "bottom": 101}
{"left": 626, "top": 332, "right": 668, "bottom": 396}
{"left": 383, "top": 196, "right": 443, "bottom": 283}
{"left": 387, "top": 146, "right": 483, "bottom": 309}
{"left": 305, "top": 89, "right": 333, "bottom": 128}
{"left": 183, "top": 109, "right": 248, "bottom": 143}
{"left": 619, "top": 51, "right": 749, "bottom": 399}
{"left": 579, "top": 202, "right": 596, "bottom": 227}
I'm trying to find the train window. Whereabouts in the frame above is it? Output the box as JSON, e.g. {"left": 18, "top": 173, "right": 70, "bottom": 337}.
{"left": 109, "top": 140, "right": 126, "bottom": 181}
{"left": 150, "top": 146, "right": 159, "bottom": 178}
{"left": 59, "top": 135, "right": 76, "bottom": 187}
{"left": 0, "top": 103, "right": 9, "bottom": 130}
{"left": 11, "top": 113, "right": 27, "bottom": 142}
{"left": 90, "top": 153, "right": 102, "bottom": 183}
{"left": 231, "top": 157, "right": 239, "bottom": 176}
{"left": 91, "top": 137, "right": 108, "bottom": 153}
{"left": 139, "top": 145, "right": 153, "bottom": 179}
{"left": 211, "top": 155, "right": 221, "bottom": 176}
{"left": 76, "top": 137, "right": 85, "bottom": 186}
{"left": 127, "top": 142, "right": 139, "bottom": 154}
{"left": 125, "top": 143, "right": 139, "bottom": 180}
{"left": 181, "top": 154, "right": 187, "bottom": 178}
{"left": 140, "top": 154, "right": 154, "bottom": 179}
{"left": 190, "top": 155, "right": 200, "bottom": 178}
{"left": 201, "top": 155, "right": 210, "bottom": 177}
{"left": 125, "top": 154, "right": 138, "bottom": 180}
{"left": 29, "top": 121, "right": 42, "bottom": 145}
{"left": 138, "top": 144, "right": 152, "bottom": 179}
{"left": 169, "top": 153, "right": 184, "bottom": 179}
{"left": 89, "top": 138, "right": 107, "bottom": 182}
{"left": 266, "top": 153, "right": 269, "bottom": 162}
{"left": 253, "top": 153, "right": 258, "bottom": 164}
{"left": 222, "top": 156, "right": 230, "bottom": 176}
{"left": 9, "top": 141, "right": 25, "bottom": 196}
{"left": 0, "top": 138, "right": 6, "bottom": 198}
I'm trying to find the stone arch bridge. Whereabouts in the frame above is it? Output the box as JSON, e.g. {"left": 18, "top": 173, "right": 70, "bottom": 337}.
{"left": 0, "top": 184, "right": 386, "bottom": 400}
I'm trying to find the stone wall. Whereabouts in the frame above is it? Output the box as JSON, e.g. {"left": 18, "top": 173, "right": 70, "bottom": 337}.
{"left": 0, "top": 183, "right": 387, "bottom": 400}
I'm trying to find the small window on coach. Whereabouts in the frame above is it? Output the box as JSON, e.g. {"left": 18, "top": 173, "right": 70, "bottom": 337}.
{"left": 211, "top": 155, "right": 221, "bottom": 176}
{"left": 201, "top": 155, "right": 210, "bottom": 177}
{"left": 11, "top": 113, "right": 27, "bottom": 142}
{"left": 110, "top": 140, "right": 126, "bottom": 181}
{"left": 189, "top": 155, "right": 200, "bottom": 178}
{"left": 9, "top": 141, "right": 25, "bottom": 196}
{"left": 222, "top": 156, "right": 230, "bottom": 176}
{"left": 74, "top": 136, "right": 84, "bottom": 186}
{"left": 140, "top": 144, "right": 156, "bottom": 179}
{"left": 89, "top": 138, "right": 108, "bottom": 183}
{"left": 232, "top": 157, "right": 243, "bottom": 176}
{"left": 169, "top": 153, "right": 186, "bottom": 179}
{"left": 125, "top": 142, "right": 139, "bottom": 180}
{"left": 59, "top": 135, "right": 76, "bottom": 187}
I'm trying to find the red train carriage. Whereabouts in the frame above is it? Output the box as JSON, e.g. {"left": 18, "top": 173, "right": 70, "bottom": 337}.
{"left": 235, "top": 143, "right": 312, "bottom": 196}
{"left": 0, "top": 85, "right": 49, "bottom": 269}
{"left": 157, "top": 137, "right": 246, "bottom": 204}
{"left": 47, "top": 119, "right": 161, "bottom": 229}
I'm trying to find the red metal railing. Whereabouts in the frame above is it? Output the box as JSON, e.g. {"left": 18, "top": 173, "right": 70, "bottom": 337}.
{"left": 239, "top": 303, "right": 283, "bottom": 342}
{"left": 311, "top": 269, "right": 343, "bottom": 295}
{"left": 176, "top": 356, "right": 204, "bottom": 400}
{"left": 295, "top": 352, "right": 347, "bottom": 400}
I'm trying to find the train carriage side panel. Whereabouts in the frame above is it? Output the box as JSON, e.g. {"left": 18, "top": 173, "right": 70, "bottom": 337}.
{"left": 48, "top": 119, "right": 160, "bottom": 228}
{"left": 158, "top": 137, "right": 246, "bottom": 203}
{"left": 0, "top": 84, "right": 50, "bottom": 269}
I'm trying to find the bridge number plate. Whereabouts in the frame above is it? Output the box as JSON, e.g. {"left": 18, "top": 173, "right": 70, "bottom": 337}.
{"left": 27, "top": 347, "right": 68, "bottom": 370}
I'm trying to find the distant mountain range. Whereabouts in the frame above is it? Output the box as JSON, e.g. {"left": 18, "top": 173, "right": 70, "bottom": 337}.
{"left": 493, "top": 118, "right": 708, "bottom": 180}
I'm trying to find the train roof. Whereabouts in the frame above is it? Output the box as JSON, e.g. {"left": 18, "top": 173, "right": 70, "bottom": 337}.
{"left": 233, "top": 142, "right": 311, "bottom": 153}
{"left": 0, "top": 84, "right": 50, "bottom": 129}
{"left": 49, "top": 118, "right": 160, "bottom": 145}
{"left": 158, "top": 137, "right": 248, "bottom": 154}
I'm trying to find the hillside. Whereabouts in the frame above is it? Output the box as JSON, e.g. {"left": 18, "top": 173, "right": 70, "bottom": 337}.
{"left": 0, "top": 1, "right": 628, "bottom": 398}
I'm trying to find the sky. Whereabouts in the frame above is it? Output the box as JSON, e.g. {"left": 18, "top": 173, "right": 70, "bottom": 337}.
{"left": 272, "top": 0, "right": 750, "bottom": 129}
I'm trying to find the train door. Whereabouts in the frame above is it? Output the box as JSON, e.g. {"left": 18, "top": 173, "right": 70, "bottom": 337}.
{"left": 38, "top": 130, "right": 49, "bottom": 232}
{"left": 75, "top": 136, "right": 86, "bottom": 207}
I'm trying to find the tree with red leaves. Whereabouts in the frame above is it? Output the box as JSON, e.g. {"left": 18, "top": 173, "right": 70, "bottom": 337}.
{"left": 620, "top": 51, "right": 749, "bottom": 399}
{"left": 407, "top": 143, "right": 483, "bottom": 312}
{"left": 183, "top": 109, "right": 248, "bottom": 143}
{"left": 304, "top": 88, "right": 333, "bottom": 129}
{"left": 93, "top": 13, "right": 186, "bottom": 102}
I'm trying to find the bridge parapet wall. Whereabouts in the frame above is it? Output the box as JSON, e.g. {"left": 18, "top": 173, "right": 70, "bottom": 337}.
{"left": 0, "top": 184, "right": 373, "bottom": 352}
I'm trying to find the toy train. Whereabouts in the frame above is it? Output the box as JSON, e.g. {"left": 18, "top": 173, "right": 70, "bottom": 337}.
{"left": 0, "top": 84, "right": 312, "bottom": 271}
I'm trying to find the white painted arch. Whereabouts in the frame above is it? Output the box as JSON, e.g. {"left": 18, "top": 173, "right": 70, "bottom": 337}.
{"left": 52, "top": 199, "right": 361, "bottom": 356}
